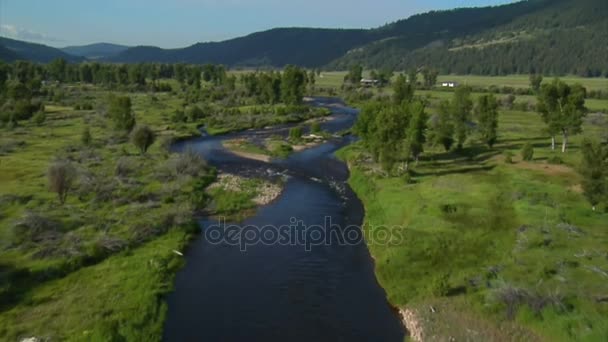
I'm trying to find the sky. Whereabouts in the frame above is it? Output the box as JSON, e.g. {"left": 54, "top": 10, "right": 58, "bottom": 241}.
{"left": 0, "top": 0, "right": 514, "bottom": 48}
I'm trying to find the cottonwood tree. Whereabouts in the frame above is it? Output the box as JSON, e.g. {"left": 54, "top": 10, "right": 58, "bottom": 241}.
{"left": 406, "top": 102, "right": 428, "bottom": 167}
{"left": 580, "top": 139, "right": 608, "bottom": 211}
{"left": 108, "top": 96, "right": 136, "bottom": 132}
{"left": 344, "top": 64, "right": 363, "bottom": 85}
{"left": 281, "top": 65, "right": 306, "bottom": 105}
{"left": 48, "top": 161, "right": 76, "bottom": 205}
{"left": 421, "top": 67, "right": 439, "bottom": 88}
{"left": 392, "top": 74, "right": 414, "bottom": 105}
{"left": 537, "top": 79, "right": 587, "bottom": 152}
{"left": 451, "top": 86, "right": 473, "bottom": 149}
{"left": 407, "top": 69, "right": 418, "bottom": 86}
{"left": 475, "top": 94, "right": 499, "bottom": 148}
{"left": 529, "top": 74, "right": 543, "bottom": 93}
{"left": 430, "top": 100, "right": 455, "bottom": 151}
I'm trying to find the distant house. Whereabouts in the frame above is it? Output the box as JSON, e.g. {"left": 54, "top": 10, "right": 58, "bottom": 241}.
{"left": 360, "top": 78, "right": 380, "bottom": 87}
{"left": 441, "top": 81, "right": 459, "bottom": 88}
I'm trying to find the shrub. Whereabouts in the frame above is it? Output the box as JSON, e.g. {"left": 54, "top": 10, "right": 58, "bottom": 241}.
{"left": 166, "top": 148, "right": 208, "bottom": 178}
{"left": 428, "top": 272, "right": 451, "bottom": 297}
{"left": 32, "top": 111, "right": 46, "bottom": 126}
{"left": 108, "top": 96, "right": 136, "bottom": 131}
{"left": 130, "top": 125, "right": 156, "bottom": 154}
{"left": 310, "top": 121, "right": 321, "bottom": 134}
{"left": 289, "top": 126, "right": 303, "bottom": 140}
{"left": 81, "top": 126, "right": 92, "bottom": 146}
{"left": 504, "top": 151, "right": 514, "bottom": 164}
{"left": 48, "top": 160, "right": 77, "bottom": 204}
{"left": 187, "top": 105, "right": 205, "bottom": 122}
{"left": 521, "top": 143, "right": 534, "bottom": 161}
{"left": 548, "top": 155, "right": 563, "bottom": 165}
{"left": 12, "top": 211, "right": 61, "bottom": 244}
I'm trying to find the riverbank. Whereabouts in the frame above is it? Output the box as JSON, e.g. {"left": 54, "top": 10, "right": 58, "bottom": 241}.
{"left": 337, "top": 106, "right": 608, "bottom": 340}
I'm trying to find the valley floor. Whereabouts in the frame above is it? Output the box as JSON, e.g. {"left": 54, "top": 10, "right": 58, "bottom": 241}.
{"left": 337, "top": 108, "right": 608, "bottom": 341}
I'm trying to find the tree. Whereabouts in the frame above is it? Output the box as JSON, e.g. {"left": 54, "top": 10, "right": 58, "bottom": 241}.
{"left": 281, "top": 65, "right": 306, "bottom": 105}
{"left": 431, "top": 101, "right": 455, "bottom": 151}
{"left": 537, "top": 79, "right": 587, "bottom": 152}
{"left": 108, "top": 96, "right": 136, "bottom": 132}
{"left": 451, "top": 86, "right": 473, "bottom": 149}
{"left": 475, "top": 94, "right": 499, "bottom": 148}
{"left": 579, "top": 139, "right": 608, "bottom": 210}
{"left": 406, "top": 101, "right": 428, "bottom": 167}
{"left": 48, "top": 161, "right": 76, "bottom": 205}
{"left": 130, "top": 125, "right": 156, "bottom": 154}
{"left": 421, "top": 67, "right": 439, "bottom": 88}
{"left": 345, "top": 64, "right": 363, "bottom": 85}
{"left": 529, "top": 74, "right": 543, "bottom": 93}
{"left": 407, "top": 69, "right": 418, "bottom": 86}
{"left": 392, "top": 74, "right": 414, "bottom": 105}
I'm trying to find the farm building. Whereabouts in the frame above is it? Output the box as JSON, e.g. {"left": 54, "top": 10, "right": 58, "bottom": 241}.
{"left": 441, "top": 81, "right": 459, "bottom": 88}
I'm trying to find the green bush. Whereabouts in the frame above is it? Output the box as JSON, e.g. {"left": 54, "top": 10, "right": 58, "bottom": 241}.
{"left": 310, "top": 121, "right": 321, "bottom": 134}
{"left": 504, "top": 151, "right": 514, "bottom": 164}
{"left": 32, "top": 111, "right": 46, "bottom": 126}
{"left": 548, "top": 155, "right": 563, "bottom": 165}
{"left": 428, "top": 272, "right": 451, "bottom": 297}
{"left": 289, "top": 126, "right": 303, "bottom": 140}
{"left": 521, "top": 143, "right": 534, "bottom": 161}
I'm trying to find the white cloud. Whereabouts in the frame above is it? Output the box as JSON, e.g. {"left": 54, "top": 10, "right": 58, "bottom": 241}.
{"left": 1, "top": 24, "right": 63, "bottom": 43}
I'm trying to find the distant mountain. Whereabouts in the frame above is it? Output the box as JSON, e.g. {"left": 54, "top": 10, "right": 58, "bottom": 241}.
{"left": 0, "top": 0, "right": 605, "bottom": 76}
{"left": 108, "top": 28, "right": 376, "bottom": 67}
{"left": 62, "top": 43, "right": 130, "bottom": 59}
{"left": 107, "top": 0, "right": 606, "bottom": 76}
{"left": 0, "top": 37, "right": 83, "bottom": 63}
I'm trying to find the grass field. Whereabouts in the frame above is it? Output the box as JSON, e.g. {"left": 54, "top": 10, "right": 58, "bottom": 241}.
{"left": 338, "top": 104, "right": 608, "bottom": 340}
{"left": 315, "top": 71, "right": 608, "bottom": 92}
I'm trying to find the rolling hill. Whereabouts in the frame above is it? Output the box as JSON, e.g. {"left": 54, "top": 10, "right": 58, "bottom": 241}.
{"left": 0, "top": 0, "right": 605, "bottom": 76}
{"left": 0, "top": 37, "right": 83, "bottom": 63}
{"left": 104, "top": 0, "right": 606, "bottom": 75}
{"left": 61, "top": 43, "right": 130, "bottom": 59}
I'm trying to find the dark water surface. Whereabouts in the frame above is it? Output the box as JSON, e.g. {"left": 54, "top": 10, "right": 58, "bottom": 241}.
{"left": 163, "top": 98, "right": 404, "bottom": 342}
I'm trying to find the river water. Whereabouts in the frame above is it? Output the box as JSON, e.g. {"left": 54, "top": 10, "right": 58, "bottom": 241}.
{"left": 163, "top": 98, "right": 404, "bottom": 342}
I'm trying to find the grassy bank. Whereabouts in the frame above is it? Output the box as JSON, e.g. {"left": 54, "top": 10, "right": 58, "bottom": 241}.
{"left": 338, "top": 108, "right": 608, "bottom": 340}
{"left": 0, "top": 81, "right": 315, "bottom": 340}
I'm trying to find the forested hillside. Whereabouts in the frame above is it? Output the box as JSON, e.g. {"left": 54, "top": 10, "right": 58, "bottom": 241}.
{"left": 1, "top": 0, "right": 606, "bottom": 76}
{"left": 332, "top": 0, "right": 608, "bottom": 76}
{"left": 0, "top": 37, "right": 83, "bottom": 63}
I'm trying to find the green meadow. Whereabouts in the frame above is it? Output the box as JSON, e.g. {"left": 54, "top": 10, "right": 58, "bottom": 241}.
{"left": 338, "top": 100, "right": 608, "bottom": 340}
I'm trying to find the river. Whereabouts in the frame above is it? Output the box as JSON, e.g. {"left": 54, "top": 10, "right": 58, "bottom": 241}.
{"left": 163, "top": 98, "right": 404, "bottom": 342}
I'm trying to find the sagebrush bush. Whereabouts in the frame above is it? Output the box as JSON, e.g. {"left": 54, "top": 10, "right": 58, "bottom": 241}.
{"left": 521, "top": 143, "right": 534, "bottom": 161}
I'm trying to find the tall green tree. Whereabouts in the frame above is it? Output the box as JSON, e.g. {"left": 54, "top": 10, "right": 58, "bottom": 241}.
{"left": 392, "top": 74, "right": 414, "bottom": 105}
{"left": 451, "top": 86, "right": 473, "bottom": 149}
{"left": 537, "top": 79, "right": 587, "bottom": 152}
{"left": 406, "top": 101, "right": 428, "bottom": 167}
{"left": 281, "top": 65, "right": 306, "bottom": 105}
{"left": 580, "top": 139, "right": 608, "bottom": 211}
{"left": 108, "top": 96, "right": 136, "bottom": 132}
{"left": 345, "top": 64, "right": 363, "bottom": 85}
{"left": 421, "top": 67, "right": 439, "bottom": 88}
{"left": 407, "top": 69, "right": 418, "bottom": 86}
{"left": 430, "top": 100, "right": 455, "bottom": 151}
{"left": 475, "top": 94, "right": 499, "bottom": 148}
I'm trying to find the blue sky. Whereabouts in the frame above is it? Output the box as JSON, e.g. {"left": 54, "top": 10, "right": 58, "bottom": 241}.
{"left": 1, "top": 0, "right": 514, "bottom": 48}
